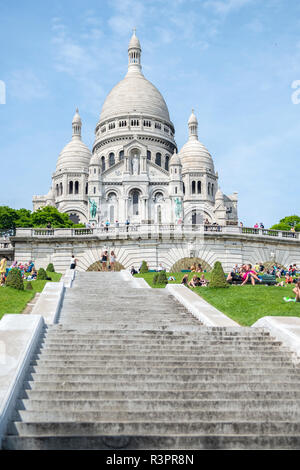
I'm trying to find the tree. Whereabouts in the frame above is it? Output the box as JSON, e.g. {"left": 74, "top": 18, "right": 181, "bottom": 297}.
{"left": 0, "top": 206, "right": 18, "bottom": 230}
{"left": 6, "top": 268, "right": 24, "bottom": 290}
{"left": 139, "top": 260, "right": 149, "bottom": 273}
{"left": 31, "top": 206, "right": 75, "bottom": 228}
{"left": 37, "top": 268, "right": 47, "bottom": 280}
{"left": 270, "top": 215, "right": 300, "bottom": 232}
{"left": 46, "top": 263, "right": 55, "bottom": 272}
{"left": 209, "top": 261, "right": 229, "bottom": 288}
{"left": 157, "top": 271, "right": 168, "bottom": 285}
{"left": 15, "top": 208, "right": 32, "bottom": 227}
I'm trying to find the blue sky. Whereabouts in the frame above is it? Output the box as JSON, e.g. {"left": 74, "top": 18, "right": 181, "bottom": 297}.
{"left": 0, "top": 0, "right": 300, "bottom": 227}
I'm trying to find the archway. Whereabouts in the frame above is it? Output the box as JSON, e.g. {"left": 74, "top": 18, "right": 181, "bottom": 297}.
{"left": 87, "top": 260, "right": 125, "bottom": 272}
{"left": 171, "top": 257, "right": 212, "bottom": 272}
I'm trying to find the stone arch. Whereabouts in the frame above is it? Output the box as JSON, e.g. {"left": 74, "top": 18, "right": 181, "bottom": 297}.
{"left": 87, "top": 260, "right": 125, "bottom": 272}
{"left": 171, "top": 257, "right": 212, "bottom": 272}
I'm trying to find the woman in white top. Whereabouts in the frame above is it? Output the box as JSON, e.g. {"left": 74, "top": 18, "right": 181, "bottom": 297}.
{"left": 110, "top": 251, "right": 116, "bottom": 271}
{"left": 70, "top": 255, "right": 77, "bottom": 270}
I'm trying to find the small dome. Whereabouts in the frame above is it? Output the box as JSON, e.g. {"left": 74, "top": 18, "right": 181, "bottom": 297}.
{"left": 56, "top": 140, "right": 91, "bottom": 172}
{"left": 179, "top": 139, "right": 215, "bottom": 172}
{"left": 170, "top": 150, "right": 181, "bottom": 165}
{"left": 72, "top": 108, "right": 81, "bottom": 124}
{"left": 215, "top": 188, "right": 224, "bottom": 200}
{"left": 188, "top": 109, "right": 198, "bottom": 125}
{"left": 128, "top": 30, "right": 141, "bottom": 50}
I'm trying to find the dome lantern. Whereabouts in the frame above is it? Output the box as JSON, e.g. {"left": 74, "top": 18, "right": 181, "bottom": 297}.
{"left": 72, "top": 108, "right": 82, "bottom": 140}
{"left": 128, "top": 28, "right": 142, "bottom": 74}
{"left": 188, "top": 109, "right": 198, "bottom": 141}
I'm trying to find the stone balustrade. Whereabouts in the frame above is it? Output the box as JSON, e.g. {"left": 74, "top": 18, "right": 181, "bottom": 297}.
{"left": 11, "top": 225, "right": 300, "bottom": 241}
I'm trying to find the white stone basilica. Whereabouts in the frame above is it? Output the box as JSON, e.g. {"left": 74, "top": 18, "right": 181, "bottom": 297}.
{"left": 33, "top": 31, "right": 238, "bottom": 227}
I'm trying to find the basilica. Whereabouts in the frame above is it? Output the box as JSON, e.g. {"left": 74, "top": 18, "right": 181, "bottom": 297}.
{"left": 33, "top": 31, "right": 238, "bottom": 227}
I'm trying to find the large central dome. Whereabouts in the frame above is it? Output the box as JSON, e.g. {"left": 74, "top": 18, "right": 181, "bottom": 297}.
{"left": 100, "top": 73, "right": 170, "bottom": 122}
{"left": 99, "top": 31, "right": 171, "bottom": 123}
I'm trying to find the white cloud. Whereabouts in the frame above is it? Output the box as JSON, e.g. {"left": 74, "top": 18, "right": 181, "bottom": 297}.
{"left": 204, "top": 0, "right": 254, "bottom": 16}
{"left": 9, "top": 70, "right": 48, "bottom": 101}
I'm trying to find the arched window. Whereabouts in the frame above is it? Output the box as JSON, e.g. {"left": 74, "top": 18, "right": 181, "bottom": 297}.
{"left": 197, "top": 181, "right": 201, "bottom": 194}
{"left": 69, "top": 181, "right": 73, "bottom": 195}
{"left": 192, "top": 181, "right": 196, "bottom": 194}
{"left": 109, "top": 153, "right": 115, "bottom": 167}
{"left": 183, "top": 182, "right": 185, "bottom": 195}
{"left": 155, "top": 152, "right": 161, "bottom": 166}
{"left": 85, "top": 183, "right": 88, "bottom": 195}
{"left": 93, "top": 186, "right": 96, "bottom": 194}
{"left": 56, "top": 184, "right": 59, "bottom": 197}
{"left": 208, "top": 182, "right": 211, "bottom": 195}
{"left": 132, "top": 190, "right": 139, "bottom": 215}
{"left": 147, "top": 150, "right": 151, "bottom": 160}
{"left": 165, "top": 155, "right": 170, "bottom": 171}
{"left": 60, "top": 182, "right": 63, "bottom": 195}
{"left": 101, "top": 156, "right": 105, "bottom": 172}
{"left": 75, "top": 181, "right": 79, "bottom": 195}
{"left": 119, "top": 150, "right": 124, "bottom": 161}
{"left": 211, "top": 183, "right": 214, "bottom": 196}
{"left": 175, "top": 186, "right": 177, "bottom": 194}
{"left": 94, "top": 168, "right": 96, "bottom": 174}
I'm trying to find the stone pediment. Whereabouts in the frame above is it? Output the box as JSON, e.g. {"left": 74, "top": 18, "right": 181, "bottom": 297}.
{"left": 102, "top": 161, "right": 124, "bottom": 180}
{"left": 148, "top": 161, "right": 169, "bottom": 181}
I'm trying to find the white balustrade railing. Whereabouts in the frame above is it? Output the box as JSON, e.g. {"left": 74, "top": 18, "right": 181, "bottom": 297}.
{"left": 9, "top": 225, "right": 300, "bottom": 240}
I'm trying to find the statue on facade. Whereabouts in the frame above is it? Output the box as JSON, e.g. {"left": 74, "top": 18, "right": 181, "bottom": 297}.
{"left": 174, "top": 197, "right": 183, "bottom": 223}
{"left": 88, "top": 198, "right": 97, "bottom": 218}
{"left": 132, "top": 155, "right": 139, "bottom": 175}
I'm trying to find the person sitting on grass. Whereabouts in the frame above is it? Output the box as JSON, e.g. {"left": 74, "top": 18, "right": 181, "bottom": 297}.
{"left": 181, "top": 274, "right": 189, "bottom": 286}
{"left": 199, "top": 274, "right": 209, "bottom": 286}
{"left": 241, "top": 264, "right": 262, "bottom": 286}
{"left": 168, "top": 276, "right": 176, "bottom": 281}
{"left": 189, "top": 275, "right": 201, "bottom": 288}
{"left": 284, "top": 281, "right": 300, "bottom": 302}
{"left": 191, "top": 263, "right": 197, "bottom": 272}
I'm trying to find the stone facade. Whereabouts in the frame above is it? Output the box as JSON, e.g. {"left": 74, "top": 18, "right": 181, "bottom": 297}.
{"left": 12, "top": 227, "right": 300, "bottom": 274}
{"left": 32, "top": 32, "right": 238, "bottom": 227}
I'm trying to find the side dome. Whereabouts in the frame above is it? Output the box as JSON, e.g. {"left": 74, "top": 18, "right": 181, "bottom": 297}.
{"left": 179, "top": 110, "right": 215, "bottom": 172}
{"left": 56, "top": 109, "right": 92, "bottom": 172}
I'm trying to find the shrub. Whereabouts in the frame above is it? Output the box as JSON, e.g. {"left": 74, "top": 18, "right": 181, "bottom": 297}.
{"left": 6, "top": 268, "right": 24, "bottom": 290}
{"left": 46, "top": 263, "right": 55, "bottom": 272}
{"left": 140, "top": 260, "right": 149, "bottom": 273}
{"left": 209, "top": 261, "right": 229, "bottom": 288}
{"left": 157, "top": 271, "right": 168, "bottom": 285}
{"left": 26, "top": 281, "right": 33, "bottom": 290}
{"left": 152, "top": 273, "right": 159, "bottom": 285}
{"left": 37, "top": 268, "right": 47, "bottom": 280}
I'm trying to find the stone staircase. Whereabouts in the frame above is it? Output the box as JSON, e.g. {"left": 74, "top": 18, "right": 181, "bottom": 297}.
{"left": 3, "top": 272, "right": 300, "bottom": 450}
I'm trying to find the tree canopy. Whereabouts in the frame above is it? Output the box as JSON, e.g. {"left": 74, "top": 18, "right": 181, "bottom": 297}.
{"left": 270, "top": 215, "right": 300, "bottom": 232}
{"left": 0, "top": 205, "right": 84, "bottom": 230}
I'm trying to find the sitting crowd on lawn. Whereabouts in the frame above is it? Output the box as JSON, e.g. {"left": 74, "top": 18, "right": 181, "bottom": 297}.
{"left": 0, "top": 257, "right": 37, "bottom": 286}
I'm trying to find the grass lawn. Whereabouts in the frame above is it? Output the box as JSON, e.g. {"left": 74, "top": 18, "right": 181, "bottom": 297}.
{"left": 134, "top": 272, "right": 300, "bottom": 326}
{"left": 0, "top": 272, "right": 62, "bottom": 320}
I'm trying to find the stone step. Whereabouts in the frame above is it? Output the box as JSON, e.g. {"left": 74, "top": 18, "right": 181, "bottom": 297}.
{"left": 17, "top": 398, "right": 300, "bottom": 412}
{"left": 27, "top": 373, "right": 300, "bottom": 383}
{"left": 37, "top": 344, "right": 286, "bottom": 353}
{"left": 30, "top": 359, "right": 293, "bottom": 367}
{"left": 28, "top": 366, "right": 298, "bottom": 375}
{"left": 8, "top": 420, "right": 300, "bottom": 436}
{"left": 3, "top": 434, "right": 300, "bottom": 450}
{"left": 15, "top": 409, "right": 300, "bottom": 422}
{"left": 22, "top": 389, "right": 300, "bottom": 401}
{"left": 24, "top": 380, "right": 300, "bottom": 392}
